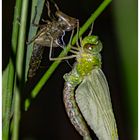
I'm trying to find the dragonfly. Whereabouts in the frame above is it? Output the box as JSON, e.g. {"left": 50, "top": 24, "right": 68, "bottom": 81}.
{"left": 62, "top": 25, "right": 119, "bottom": 140}
{"left": 27, "top": 1, "right": 78, "bottom": 78}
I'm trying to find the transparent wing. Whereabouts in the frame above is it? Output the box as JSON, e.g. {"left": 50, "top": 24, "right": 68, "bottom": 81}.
{"left": 75, "top": 68, "right": 119, "bottom": 140}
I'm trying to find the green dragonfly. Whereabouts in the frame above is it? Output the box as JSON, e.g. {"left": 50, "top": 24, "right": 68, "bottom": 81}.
{"left": 62, "top": 29, "right": 119, "bottom": 140}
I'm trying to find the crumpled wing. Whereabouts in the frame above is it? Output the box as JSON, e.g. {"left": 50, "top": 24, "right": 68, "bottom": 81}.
{"left": 75, "top": 68, "right": 119, "bottom": 140}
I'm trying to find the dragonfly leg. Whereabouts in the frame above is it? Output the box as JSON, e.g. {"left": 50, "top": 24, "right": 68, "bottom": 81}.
{"left": 88, "top": 22, "right": 94, "bottom": 36}
{"left": 76, "top": 21, "right": 80, "bottom": 49}
{"left": 49, "top": 37, "right": 77, "bottom": 60}
{"left": 54, "top": 1, "right": 59, "bottom": 11}
{"left": 68, "top": 29, "right": 78, "bottom": 54}
{"left": 49, "top": 54, "right": 77, "bottom": 61}
{"left": 80, "top": 36, "right": 82, "bottom": 47}
{"left": 46, "top": 1, "right": 57, "bottom": 20}
{"left": 26, "top": 28, "right": 46, "bottom": 45}
{"left": 46, "top": 1, "right": 52, "bottom": 19}
{"left": 78, "top": 22, "right": 93, "bottom": 47}
{"left": 69, "top": 49, "right": 78, "bottom": 54}
{"left": 68, "top": 29, "right": 74, "bottom": 45}
{"left": 49, "top": 37, "right": 54, "bottom": 60}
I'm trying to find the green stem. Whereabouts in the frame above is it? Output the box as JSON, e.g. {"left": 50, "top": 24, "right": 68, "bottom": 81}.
{"left": 74, "top": 0, "right": 112, "bottom": 39}
{"left": 2, "top": 0, "right": 22, "bottom": 139}
{"left": 25, "top": 0, "right": 112, "bottom": 110}
{"left": 12, "top": 0, "right": 29, "bottom": 139}
{"left": 2, "top": 66, "right": 9, "bottom": 119}
{"left": 11, "top": 85, "right": 20, "bottom": 140}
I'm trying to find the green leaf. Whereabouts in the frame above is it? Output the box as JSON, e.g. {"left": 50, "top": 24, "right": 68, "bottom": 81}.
{"left": 25, "top": 0, "right": 45, "bottom": 81}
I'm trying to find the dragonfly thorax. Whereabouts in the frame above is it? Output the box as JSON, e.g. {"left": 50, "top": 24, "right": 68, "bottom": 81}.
{"left": 76, "top": 52, "right": 101, "bottom": 77}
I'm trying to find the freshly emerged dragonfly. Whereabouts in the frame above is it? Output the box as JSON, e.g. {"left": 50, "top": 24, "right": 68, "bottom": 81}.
{"left": 62, "top": 27, "right": 119, "bottom": 140}
{"left": 27, "top": 1, "right": 78, "bottom": 78}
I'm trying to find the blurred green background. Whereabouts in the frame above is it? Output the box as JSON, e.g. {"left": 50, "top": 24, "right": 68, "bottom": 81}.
{"left": 3, "top": 0, "right": 137, "bottom": 139}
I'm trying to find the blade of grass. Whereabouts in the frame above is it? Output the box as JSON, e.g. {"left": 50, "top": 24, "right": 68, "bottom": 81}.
{"left": 25, "top": 0, "right": 112, "bottom": 110}
{"left": 25, "top": 0, "right": 45, "bottom": 81}
{"left": 2, "top": 0, "right": 22, "bottom": 139}
{"left": 113, "top": 0, "right": 137, "bottom": 139}
{"left": 11, "top": 0, "right": 29, "bottom": 139}
{"left": 2, "top": 66, "right": 9, "bottom": 120}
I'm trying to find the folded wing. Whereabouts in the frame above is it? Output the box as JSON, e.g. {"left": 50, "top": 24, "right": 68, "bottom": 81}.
{"left": 75, "top": 68, "right": 119, "bottom": 140}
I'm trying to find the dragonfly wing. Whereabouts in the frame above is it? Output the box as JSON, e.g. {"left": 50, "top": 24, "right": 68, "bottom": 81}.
{"left": 75, "top": 68, "right": 119, "bottom": 140}
{"left": 28, "top": 44, "right": 44, "bottom": 78}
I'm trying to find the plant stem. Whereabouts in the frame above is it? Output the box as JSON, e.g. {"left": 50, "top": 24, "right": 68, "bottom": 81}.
{"left": 2, "top": 0, "right": 22, "bottom": 139}
{"left": 74, "top": 0, "right": 112, "bottom": 39}
{"left": 11, "top": 85, "right": 20, "bottom": 140}
{"left": 12, "top": 0, "right": 29, "bottom": 139}
{"left": 25, "top": 0, "right": 112, "bottom": 110}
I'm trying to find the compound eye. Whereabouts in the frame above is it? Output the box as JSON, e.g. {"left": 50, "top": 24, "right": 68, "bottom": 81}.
{"left": 84, "top": 43, "right": 95, "bottom": 51}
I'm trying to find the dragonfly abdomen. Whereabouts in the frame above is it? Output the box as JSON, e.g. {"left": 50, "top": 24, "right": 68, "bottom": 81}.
{"left": 63, "top": 81, "right": 92, "bottom": 140}
{"left": 28, "top": 44, "right": 44, "bottom": 78}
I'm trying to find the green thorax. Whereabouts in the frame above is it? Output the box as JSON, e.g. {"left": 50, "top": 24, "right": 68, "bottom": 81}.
{"left": 76, "top": 51, "right": 101, "bottom": 78}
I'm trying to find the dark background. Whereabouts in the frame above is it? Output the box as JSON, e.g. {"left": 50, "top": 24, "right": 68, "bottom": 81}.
{"left": 3, "top": 0, "right": 137, "bottom": 140}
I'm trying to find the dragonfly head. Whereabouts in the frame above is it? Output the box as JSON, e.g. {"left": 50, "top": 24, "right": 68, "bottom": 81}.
{"left": 82, "top": 35, "right": 102, "bottom": 54}
{"left": 56, "top": 10, "right": 78, "bottom": 31}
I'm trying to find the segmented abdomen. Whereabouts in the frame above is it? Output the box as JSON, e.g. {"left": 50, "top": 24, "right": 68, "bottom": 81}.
{"left": 63, "top": 82, "right": 92, "bottom": 140}
{"left": 28, "top": 44, "right": 44, "bottom": 78}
